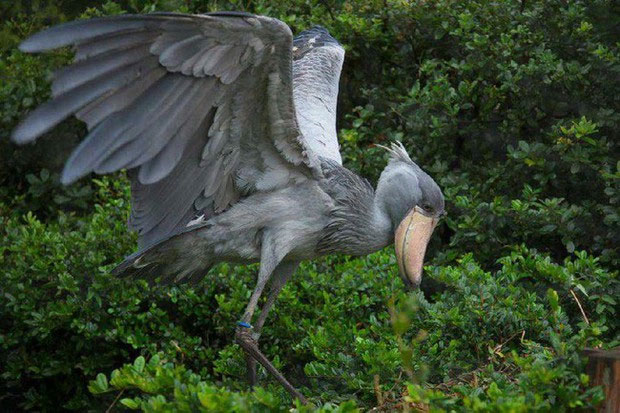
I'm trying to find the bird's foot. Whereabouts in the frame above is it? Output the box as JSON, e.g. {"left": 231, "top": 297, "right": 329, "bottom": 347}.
{"left": 235, "top": 323, "right": 307, "bottom": 404}
{"left": 236, "top": 323, "right": 258, "bottom": 386}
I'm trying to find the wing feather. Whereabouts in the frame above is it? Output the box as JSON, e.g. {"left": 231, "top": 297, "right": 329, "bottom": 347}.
{"left": 292, "top": 26, "right": 345, "bottom": 164}
{"left": 75, "top": 30, "right": 157, "bottom": 61}
{"left": 159, "top": 34, "right": 205, "bottom": 67}
{"left": 75, "top": 66, "right": 167, "bottom": 126}
{"left": 138, "top": 80, "right": 217, "bottom": 184}
{"left": 52, "top": 44, "right": 152, "bottom": 96}
{"left": 129, "top": 114, "right": 214, "bottom": 245}
{"left": 65, "top": 74, "right": 187, "bottom": 180}
{"left": 13, "top": 57, "right": 159, "bottom": 142}
{"left": 19, "top": 19, "right": 148, "bottom": 52}
{"left": 13, "top": 12, "right": 321, "bottom": 249}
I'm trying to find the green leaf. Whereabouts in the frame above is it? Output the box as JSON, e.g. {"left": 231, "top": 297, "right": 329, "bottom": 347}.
{"left": 133, "top": 356, "right": 145, "bottom": 373}
{"left": 547, "top": 289, "right": 560, "bottom": 312}
{"left": 575, "top": 284, "right": 588, "bottom": 297}
{"left": 148, "top": 354, "right": 160, "bottom": 368}
{"left": 120, "top": 398, "right": 140, "bottom": 409}
{"left": 96, "top": 373, "right": 108, "bottom": 391}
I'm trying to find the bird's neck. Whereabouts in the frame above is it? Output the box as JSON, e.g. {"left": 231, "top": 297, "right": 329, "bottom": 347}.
{"left": 316, "top": 161, "right": 393, "bottom": 256}
{"left": 372, "top": 193, "right": 396, "bottom": 239}
{"left": 321, "top": 196, "right": 393, "bottom": 257}
{"left": 367, "top": 195, "right": 395, "bottom": 252}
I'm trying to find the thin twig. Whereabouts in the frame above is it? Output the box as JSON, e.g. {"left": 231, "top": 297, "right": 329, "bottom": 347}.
{"left": 105, "top": 389, "right": 124, "bottom": 413}
{"left": 492, "top": 329, "right": 524, "bottom": 356}
{"left": 500, "top": 330, "right": 523, "bottom": 348}
{"left": 569, "top": 289, "right": 590, "bottom": 325}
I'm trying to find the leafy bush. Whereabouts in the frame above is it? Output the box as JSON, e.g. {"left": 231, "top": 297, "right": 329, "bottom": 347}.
{"left": 1, "top": 0, "right": 618, "bottom": 411}
{"left": 1, "top": 178, "right": 617, "bottom": 410}
{"left": 88, "top": 355, "right": 358, "bottom": 412}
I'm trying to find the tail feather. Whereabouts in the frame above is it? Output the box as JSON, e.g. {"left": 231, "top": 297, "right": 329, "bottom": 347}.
{"left": 113, "top": 222, "right": 213, "bottom": 285}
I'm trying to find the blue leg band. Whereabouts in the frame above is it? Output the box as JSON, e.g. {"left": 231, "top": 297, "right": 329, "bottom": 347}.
{"left": 237, "top": 321, "right": 252, "bottom": 328}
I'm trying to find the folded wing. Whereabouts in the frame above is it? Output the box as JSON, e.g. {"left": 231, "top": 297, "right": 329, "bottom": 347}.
{"left": 13, "top": 12, "right": 320, "bottom": 248}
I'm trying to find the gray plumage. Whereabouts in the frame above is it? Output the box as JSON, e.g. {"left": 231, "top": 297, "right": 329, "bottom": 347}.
{"left": 293, "top": 26, "right": 344, "bottom": 164}
{"left": 12, "top": 12, "right": 445, "bottom": 401}
{"left": 316, "top": 158, "right": 385, "bottom": 256}
{"left": 14, "top": 12, "right": 320, "bottom": 248}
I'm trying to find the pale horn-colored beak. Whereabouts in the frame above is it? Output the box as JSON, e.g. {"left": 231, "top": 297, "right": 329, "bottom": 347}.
{"left": 394, "top": 206, "right": 438, "bottom": 289}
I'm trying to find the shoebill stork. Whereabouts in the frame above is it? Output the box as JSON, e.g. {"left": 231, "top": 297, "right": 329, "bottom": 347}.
{"left": 12, "top": 11, "right": 445, "bottom": 403}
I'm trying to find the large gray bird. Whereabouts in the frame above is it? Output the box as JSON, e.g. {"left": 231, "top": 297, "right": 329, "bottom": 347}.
{"left": 12, "top": 11, "right": 444, "bottom": 402}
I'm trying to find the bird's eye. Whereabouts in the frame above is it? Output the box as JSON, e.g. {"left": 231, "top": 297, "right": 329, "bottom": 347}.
{"left": 422, "top": 204, "right": 433, "bottom": 212}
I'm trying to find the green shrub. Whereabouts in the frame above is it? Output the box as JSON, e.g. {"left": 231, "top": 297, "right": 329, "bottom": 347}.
{"left": 1, "top": 0, "right": 618, "bottom": 411}
{"left": 1, "top": 179, "right": 616, "bottom": 409}
{"left": 88, "top": 355, "right": 359, "bottom": 412}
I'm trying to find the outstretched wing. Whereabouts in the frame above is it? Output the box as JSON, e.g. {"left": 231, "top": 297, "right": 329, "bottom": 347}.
{"left": 292, "top": 26, "right": 345, "bottom": 164}
{"left": 13, "top": 12, "right": 321, "bottom": 248}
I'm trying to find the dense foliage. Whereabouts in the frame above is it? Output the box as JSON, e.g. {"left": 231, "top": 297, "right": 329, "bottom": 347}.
{"left": 1, "top": 0, "right": 618, "bottom": 411}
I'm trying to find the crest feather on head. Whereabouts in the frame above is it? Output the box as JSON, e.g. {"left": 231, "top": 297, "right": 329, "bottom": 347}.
{"left": 376, "top": 141, "right": 414, "bottom": 165}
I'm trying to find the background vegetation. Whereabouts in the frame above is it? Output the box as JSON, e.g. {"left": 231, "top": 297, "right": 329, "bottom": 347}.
{"left": 1, "top": 0, "right": 618, "bottom": 411}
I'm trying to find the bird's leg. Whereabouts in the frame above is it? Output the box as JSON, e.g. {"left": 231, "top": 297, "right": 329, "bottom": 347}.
{"left": 235, "top": 234, "right": 306, "bottom": 403}
{"left": 236, "top": 257, "right": 276, "bottom": 386}
{"left": 236, "top": 325, "right": 306, "bottom": 403}
{"left": 235, "top": 262, "right": 305, "bottom": 403}
{"left": 254, "top": 261, "right": 298, "bottom": 334}
{"left": 245, "top": 261, "right": 299, "bottom": 386}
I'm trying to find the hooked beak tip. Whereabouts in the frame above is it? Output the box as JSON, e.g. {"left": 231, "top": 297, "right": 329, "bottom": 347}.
{"left": 400, "top": 275, "right": 421, "bottom": 290}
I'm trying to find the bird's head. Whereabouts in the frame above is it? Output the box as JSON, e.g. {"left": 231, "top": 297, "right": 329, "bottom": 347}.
{"left": 375, "top": 142, "right": 444, "bottom": 289}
